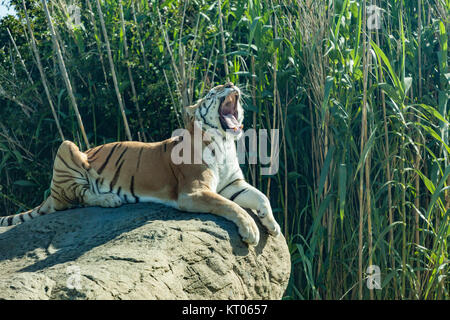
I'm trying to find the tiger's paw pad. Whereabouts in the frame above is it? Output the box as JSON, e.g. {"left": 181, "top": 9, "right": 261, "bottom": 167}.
{"left": 99, "top": 194, "right": 122, "bottom": 208}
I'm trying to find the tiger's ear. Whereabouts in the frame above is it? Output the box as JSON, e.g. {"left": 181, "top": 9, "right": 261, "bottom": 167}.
{"left": 184, "top": 104, "right": 197, "bottom": 117}
{"left": 182, "top": 102, "right": 201, "bottom": 127}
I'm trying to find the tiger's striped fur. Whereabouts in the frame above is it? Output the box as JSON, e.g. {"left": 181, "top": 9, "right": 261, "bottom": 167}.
{"left": 0, "top": 83, "right": 281, "bottom": 245}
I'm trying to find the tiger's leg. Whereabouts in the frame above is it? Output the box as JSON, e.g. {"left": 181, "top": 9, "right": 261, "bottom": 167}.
{"left": 0, "top": 140, "right": 86, "bottom": 225}
{"left": 51, "top": 140, "right": 122, "bottom": 210}
{"left": 219, "top": 180, "right": 281, "bottom": 236}
{"left": 177, "top": 190, "right": 260, "bottom": 246}
{"left": 0, "top": 141, "right": 122, "bottom": 227}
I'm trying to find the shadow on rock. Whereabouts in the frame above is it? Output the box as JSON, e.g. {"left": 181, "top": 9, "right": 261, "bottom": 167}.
{"left": 0, "top": 203, "right": 272, "bottom": 273}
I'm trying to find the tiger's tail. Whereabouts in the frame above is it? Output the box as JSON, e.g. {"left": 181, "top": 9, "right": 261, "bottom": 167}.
{"left": 0, "top": 197, "right": 54, "bottom": 227}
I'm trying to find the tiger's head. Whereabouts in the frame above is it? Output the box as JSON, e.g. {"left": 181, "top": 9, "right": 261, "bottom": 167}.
{"left": 184, "top": 82, "right": 244, "bottom": 140}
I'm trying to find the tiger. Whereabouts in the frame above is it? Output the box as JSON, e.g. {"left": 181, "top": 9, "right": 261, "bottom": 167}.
{"left": 0, "top": 82, "right": 281, "bottom": 245}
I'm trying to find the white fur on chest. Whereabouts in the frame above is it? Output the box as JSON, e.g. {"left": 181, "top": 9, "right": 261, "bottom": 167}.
{"left": 205, "top": 136, "right": 244, "bottom": 192}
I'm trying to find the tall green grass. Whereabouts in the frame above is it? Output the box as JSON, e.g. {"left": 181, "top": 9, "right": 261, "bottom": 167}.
{"left": 0, "top": 0, "right": 448, "bottom": 299}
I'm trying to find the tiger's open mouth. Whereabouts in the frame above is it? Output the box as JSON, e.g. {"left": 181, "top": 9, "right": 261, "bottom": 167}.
{"left": 219, "top": 91, "right": 243, "bottom": 135}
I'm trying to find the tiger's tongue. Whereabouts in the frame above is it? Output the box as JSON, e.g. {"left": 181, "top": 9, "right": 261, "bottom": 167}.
{"left": 223, "top": 114, "right": 241, "bottom": 134}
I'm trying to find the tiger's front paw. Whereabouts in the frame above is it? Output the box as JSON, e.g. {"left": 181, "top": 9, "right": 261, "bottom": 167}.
{"left": 238, "top": 215, "right": 260, "bottom": 246}
{"left": 267, "top": 220, "right": 281, "bottom": 237}
{"left": 99, "top": 193, "right": 122, "bottom": 208}
{"left": 258, "top": 204, "right": 281, "bottom": 237}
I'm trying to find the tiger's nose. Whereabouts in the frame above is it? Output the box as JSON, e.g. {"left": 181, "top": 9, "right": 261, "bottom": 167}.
{"left": 225, "top": 82, "right": 234, "bottom": 88}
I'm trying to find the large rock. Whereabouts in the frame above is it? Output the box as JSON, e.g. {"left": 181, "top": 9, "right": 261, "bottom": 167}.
{"left": 0, "top": 203, "right": 290, "bottom": 299}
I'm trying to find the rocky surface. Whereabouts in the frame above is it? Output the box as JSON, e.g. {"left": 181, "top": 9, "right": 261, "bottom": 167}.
{"left": 0, "top": 202, "right": 290, "bottom": 299}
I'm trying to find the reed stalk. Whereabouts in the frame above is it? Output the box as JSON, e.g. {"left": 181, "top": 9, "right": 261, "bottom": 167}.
{"left": 85, "top": 0, "right": 109, "bottom": 89}
{"left": 374, "top": 0, "right": 397, "bottom": 298}
{"left": 41, "top": 0, "right": 89, "bottom": 148}
{"left": 358, "top": 0, "right": 368, "bottom": 300}
{"left": 94, "top": 0, "right": 132, "bottom": 141}
{"left": 6, "top": 27, "right": 42, "bottom": 106}
{"left": 415, "top": 0, "right": 422, "bottom": 296}
{"left": 21, "top": 0, "right": 66, "bottom": 142}
{"left": 131, "top": 1, "right": 149, "bottom": 70}
{"left": 217, "top": 0, "right": 229, "bottom": 80}
{"left": 119, "top": 0, "right": 146, "bottom": 142}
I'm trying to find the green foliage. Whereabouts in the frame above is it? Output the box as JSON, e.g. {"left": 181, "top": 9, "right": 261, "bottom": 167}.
{"left": 0, "top": 0, "right": 449, "bottom": 299}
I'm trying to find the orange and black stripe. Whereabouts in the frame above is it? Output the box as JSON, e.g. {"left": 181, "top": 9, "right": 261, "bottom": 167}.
{"left": 97, "top": 143, "right": 121, "bottom": 175}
